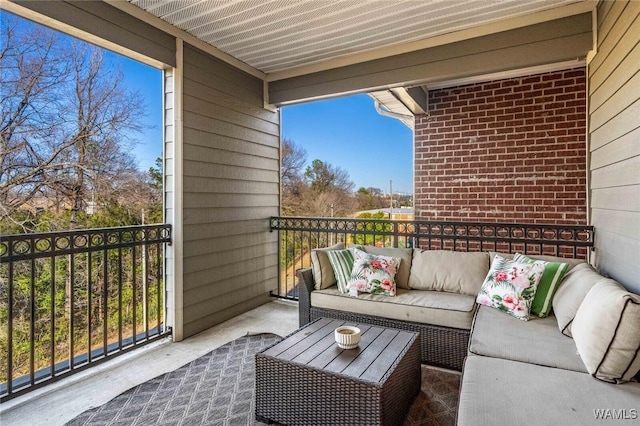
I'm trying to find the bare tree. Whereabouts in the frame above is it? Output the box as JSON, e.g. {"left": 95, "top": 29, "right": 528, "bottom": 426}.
{"left": 280, "top": 138, "right": 308, "bottom": 216}
{"left": 0, "top": 15, "right": 145, "bottom": 228}
{"left": 1, "top": 17, "right": 69, "bottom": 219}
{"left": 281, "top": 138, "right": 306, "bottom": 190}
{"left": 302, "top": 190, "right": 355, "bottom": 218}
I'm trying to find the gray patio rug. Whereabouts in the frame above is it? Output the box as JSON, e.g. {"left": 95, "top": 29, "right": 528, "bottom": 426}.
{"left": 66, "top": 333, "right": 460, "bottom": 426}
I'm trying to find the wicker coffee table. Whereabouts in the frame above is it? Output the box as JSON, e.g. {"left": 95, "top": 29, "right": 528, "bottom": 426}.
{"left": 255, "top": 318, "right": 421, "bottom": 425}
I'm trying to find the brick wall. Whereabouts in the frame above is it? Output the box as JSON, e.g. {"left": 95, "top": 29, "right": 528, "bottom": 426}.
{"left": 414, "top": 67, "right": 587, "bottom": 225}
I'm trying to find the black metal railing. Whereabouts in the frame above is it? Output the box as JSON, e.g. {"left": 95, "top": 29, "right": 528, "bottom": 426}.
{"left": 270, "top": 216, "right": 594, "bottom": 300}
{"left": 0, "top": 224, "right": 172, "bottom": 402}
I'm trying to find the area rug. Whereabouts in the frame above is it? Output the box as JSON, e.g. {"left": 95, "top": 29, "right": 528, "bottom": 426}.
{"left": 66, "top": 333, "right": 460, "bottom": 425}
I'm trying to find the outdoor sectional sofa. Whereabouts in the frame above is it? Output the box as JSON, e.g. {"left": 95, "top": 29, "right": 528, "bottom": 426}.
{"left": 297, "top": 245, "right": 640, "bottom": 423}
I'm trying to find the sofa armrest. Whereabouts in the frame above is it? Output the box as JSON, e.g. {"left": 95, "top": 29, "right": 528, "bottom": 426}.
{"left": 297, "top": 268, "right": 314, "bottom": 327}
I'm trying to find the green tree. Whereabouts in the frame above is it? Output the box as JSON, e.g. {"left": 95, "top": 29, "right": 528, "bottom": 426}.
{"left": 304, "top": 159, "right": 353, "bottom": 194}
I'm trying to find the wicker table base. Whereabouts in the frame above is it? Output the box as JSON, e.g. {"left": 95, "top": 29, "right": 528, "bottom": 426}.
{"left": 255, "top": 318, "right": 421, "bottom": 426}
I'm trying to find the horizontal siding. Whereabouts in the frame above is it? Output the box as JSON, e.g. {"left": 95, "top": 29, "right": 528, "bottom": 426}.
{"left": 184, "top": 94, "right": 279, "bottom": 135}
{"left": 183, "top": 232, "right": 278, "bottom": 256}
{"left": 270, "top": 13, "right": 592, "bottom": 104}
{"left": 589, "top": 128, "right": 640, "bottom": 170}
{"left": 591, "top": 210, "right": 640, "bottom": 242}
{"left": 184, "top": 278, "right": 276, "bottom": 319}
{"left": 184, "top": 78, "right": 278, "bottom": 124}
{"left": 184, "top": 255, "right": 279, "bottom": 301}
{"left": 592, "top": 229, "right": 640, "bottom": 293}
{"left": 163, "top": 70, "right": 176, "bottom": 332}
{"left": 178, "top": 177, "right": 278, "bottom": 195}
{"left": 183, "top": 294, "right": 271, "bottom": 339}
{"left": 590, "top": 65, "right": 640, "bottom": 129}
{"left": 590, "top": 14, "right": 640, "bottom": 105}
{"left": 184, "top": 220, "right": 274, "bottom": 241}
{"left": 181, "top": 43, "right": 280, "bottom": 337}
{"left": 183, "top": 193, "right": 279, "bottom": 209}
{"left": 590, "top": 98, "right": 640, "bottom": 151}
{"left": 184, "top": 206, "right": 279, "bottom": 225}
{"left": 184, "top": 111, "right": 278, "bottom": 147}
{"left": 182, "top": 44, "right": 261, "bottom": 96}
{"left": 15, "top": 1, "right": 176, "bottom": 66}
{"left": 596, "top": 0, "right": 623, "bottom": 44}
{"left": 183, "top": 128, "right": 279, "bottom": 158}
{"left": 183, "top": 160, "right": 279, "bottom": 182}
{"left": 590, "top": 153, "right": 640, "bottom": 189}
{"left": 589, "top": 0, "right": 640, "bottom": 293}
{"left": 591, "top": 186, "right": 640, "bottom": 212}
{"left": 589, "top": 1, "right": 640, "bottom": 78}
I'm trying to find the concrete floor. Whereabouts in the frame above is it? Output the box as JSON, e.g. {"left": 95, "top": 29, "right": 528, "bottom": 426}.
{"left": 0, "top": 299, "right": 299, "bottom": 426}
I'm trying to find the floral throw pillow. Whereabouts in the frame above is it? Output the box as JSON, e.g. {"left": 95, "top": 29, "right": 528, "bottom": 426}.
{"left": 346, "top": 248, "right": 401, "bottom": 296}
{"left": 476, "top": 255, "right": 545, "bottom": 320}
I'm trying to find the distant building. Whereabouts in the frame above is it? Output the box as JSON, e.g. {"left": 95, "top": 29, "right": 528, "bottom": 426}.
{"left": 355, "top": 207, "right": 414, "bottom": 220}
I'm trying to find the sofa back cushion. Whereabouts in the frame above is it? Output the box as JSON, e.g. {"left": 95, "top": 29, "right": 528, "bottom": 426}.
{"left": 360, "top": 246, "right": 412, "bottom": 289}
{"left": 571, "top": 279, "right": 640, "bottom": 383}
{"left": 310, "top": 242, "right": 345, "bottom": 290}
{"left": 408, "top": 250, "right": 489, "bottom": 295}
{"left": 552, "top": 263, "right": 603, "bottom": 337}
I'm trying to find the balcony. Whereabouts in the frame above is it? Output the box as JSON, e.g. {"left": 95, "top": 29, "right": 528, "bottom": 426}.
{"left": 0, "top": 225, "right": 173, "bottom": 401}
{"left": 269, "top": 216, "right": 594, "bottom": 299}
{"left": 0, "top": 299, "right": 298, "bottom": 425}
{"left": 1, "top": 0, "right": 639, "bottom": 423}
{"left": 1, "top": 217, "right": 596, "bottom": 423}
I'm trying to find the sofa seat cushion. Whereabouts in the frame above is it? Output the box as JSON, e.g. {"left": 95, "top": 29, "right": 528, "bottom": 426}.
{"left": 311, "top": 287, "right": 477, "bottom": 330}
{"left": 469, "top": 305, "right": 587, "bottom": 373}
{"left": 458, "top": 355, "right": 640, "bottom": 426}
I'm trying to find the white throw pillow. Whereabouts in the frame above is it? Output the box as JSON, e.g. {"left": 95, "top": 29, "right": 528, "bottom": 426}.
{"left": 572, "top": 279, "right": 640, "bottom": 383}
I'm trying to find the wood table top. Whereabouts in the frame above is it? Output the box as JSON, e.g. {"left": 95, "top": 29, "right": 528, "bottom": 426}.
{"left": 259, "top": 318, "right": 418, "bottom": 384}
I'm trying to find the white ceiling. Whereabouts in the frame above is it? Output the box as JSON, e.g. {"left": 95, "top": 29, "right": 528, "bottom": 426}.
{"left": 128, "top": 0, "right": 585, "bottom": 75}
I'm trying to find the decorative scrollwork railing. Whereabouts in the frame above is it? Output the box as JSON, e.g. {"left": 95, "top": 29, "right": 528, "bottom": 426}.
{"left": 0, "top": 225, "right": 172, "bottom": 262}
{"left": 0, "top": 224, "right": 172, "bottom": 402}
{"left": 270, "top": 216, "right": 594, "bottom": 300}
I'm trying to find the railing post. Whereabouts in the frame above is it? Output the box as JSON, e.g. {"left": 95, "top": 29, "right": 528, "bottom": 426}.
{"left": 268, "top": 216, "right": 594, "bottom": 300}
{"left": 0, "top": 224, "right": 172, "bottom": 402}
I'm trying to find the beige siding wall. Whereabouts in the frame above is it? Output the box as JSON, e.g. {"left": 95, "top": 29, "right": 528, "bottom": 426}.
{"left": 163, "top": 68, "right": 178, "bottom": 335}
{"left": 181, "top": 44, "right": 280, "bottom": 337}
{"left": 589, "top": 0, "right": 640, "bottom": 293}
{"left": 270, "top": 13, "right": 592, "bottom": 105}
{"left": 14, "top": 0, "right": 176, "bottom": 66}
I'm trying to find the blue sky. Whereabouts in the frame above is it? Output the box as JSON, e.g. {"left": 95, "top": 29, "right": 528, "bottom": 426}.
{"left": 282, "top": 95, "right": 413, "bottom": 194}
{"left": 122, "top": 68, "right": 415, "bottom": 193}
{"left": 9, "top": 11, "right": 414, "bottom": 194}
{"left": 112, "top": 54, "right": 164, "bottom": 173}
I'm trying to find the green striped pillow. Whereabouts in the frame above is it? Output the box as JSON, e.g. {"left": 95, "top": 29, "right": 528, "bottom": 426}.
{"left": 326, "top": 248, "right": 356, "bottom": 293}
{"left": 514, "top": 253, "right": 569, "bottom": 318}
